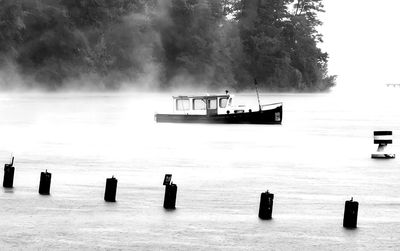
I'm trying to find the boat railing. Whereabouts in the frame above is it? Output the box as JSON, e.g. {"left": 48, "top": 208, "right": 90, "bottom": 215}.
{"left": 261, "top": 102, "right": 282, "bottom": 108}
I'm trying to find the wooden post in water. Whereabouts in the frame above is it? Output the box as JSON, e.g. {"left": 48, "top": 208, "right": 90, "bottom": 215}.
{"left": 3, "top": 157, "right": 15, "bottom": 188}
{"left": 104, "top": 176, "right": 118, "bottom": 202}
{"left": 39, "top": 170, "right": 52, "bottom": 195}
{"left": 259, "top": 190, "right": 274, "bottom": 220}
{"left": 163, "top": 174, "right": 177, "bottom": 209}
{"left": 343, "top": 197, "right": 358, "bottom": 228}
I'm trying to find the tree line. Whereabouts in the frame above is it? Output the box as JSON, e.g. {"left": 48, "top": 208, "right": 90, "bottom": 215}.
{"left": 0, "top": 0, "right": 336, "bottom": 91}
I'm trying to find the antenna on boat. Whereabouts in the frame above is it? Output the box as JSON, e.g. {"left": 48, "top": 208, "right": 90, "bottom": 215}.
{"left": 254, "top": 78, "right": 262, "bottom": 111}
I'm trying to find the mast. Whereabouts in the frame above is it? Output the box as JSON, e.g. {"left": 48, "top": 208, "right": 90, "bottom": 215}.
{"left": 254, "top": 78, "right": 262, "bottom": 111}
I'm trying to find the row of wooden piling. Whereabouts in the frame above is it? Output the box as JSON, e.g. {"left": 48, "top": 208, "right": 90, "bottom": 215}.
{"left": 3, "top": 158, "right": 179, "bottom": 209}
{"left": 4, "top": 159, "right": 52, "bottom": 195}
{"left": 105, "top": 174, "right": 177, "bottom": 209}
{"left": 258, "top": 191, "right": 358, "bottom": 228}
{"left": 3, "top": 158, "right": 358, "bottom": 228}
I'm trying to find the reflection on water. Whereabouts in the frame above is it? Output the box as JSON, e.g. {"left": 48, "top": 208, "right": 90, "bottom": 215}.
{"left": 0, "top": 88, "right": 400, "bottom": 249}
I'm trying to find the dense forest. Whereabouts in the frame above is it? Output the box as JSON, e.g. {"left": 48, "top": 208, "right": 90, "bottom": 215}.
{"left": 0, "top": 0, "right": 336, "bottom": 91}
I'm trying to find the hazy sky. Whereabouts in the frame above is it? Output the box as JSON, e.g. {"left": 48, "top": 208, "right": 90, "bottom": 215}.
{"left": 319, "top": 0, "right": 400, "bottom": 90}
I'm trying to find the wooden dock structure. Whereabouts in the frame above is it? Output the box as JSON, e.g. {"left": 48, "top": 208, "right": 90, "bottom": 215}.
{"left": 386, "top": 83, "right": 400, "bottom": 87}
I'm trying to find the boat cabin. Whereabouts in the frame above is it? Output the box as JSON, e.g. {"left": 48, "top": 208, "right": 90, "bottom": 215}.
{"left": 173, "top": 94, "right": 233, "bottom": 115}
{"left": 156, "top": 92, "right": 283, "bottom": 124}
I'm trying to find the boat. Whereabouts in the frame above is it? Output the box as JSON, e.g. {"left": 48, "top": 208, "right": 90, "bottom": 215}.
{"left": 154, "top": 91, "right": 282, "bottom": 124}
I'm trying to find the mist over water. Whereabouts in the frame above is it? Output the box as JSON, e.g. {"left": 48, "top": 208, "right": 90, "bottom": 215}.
{"left": 0, "top": 0, "right": 334, "bottom": 92}
{"left": 1, "top": 87, "right": 400, "bottom": 249}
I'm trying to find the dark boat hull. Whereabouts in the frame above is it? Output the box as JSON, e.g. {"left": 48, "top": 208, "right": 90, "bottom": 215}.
{"left": 155, "top": 105, "right": 282, "bottom": 124}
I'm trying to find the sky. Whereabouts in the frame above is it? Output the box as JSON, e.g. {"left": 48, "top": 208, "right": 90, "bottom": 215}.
{"left": 318, "top": 0, "right": 400, "bottom": 90}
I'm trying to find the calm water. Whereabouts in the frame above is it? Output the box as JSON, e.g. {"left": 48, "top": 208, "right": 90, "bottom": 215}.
{"left": 0, "top": 89, "right": 400, "bottom": 250}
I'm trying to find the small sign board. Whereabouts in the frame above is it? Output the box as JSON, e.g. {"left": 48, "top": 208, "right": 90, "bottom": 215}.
{"left": 163, "top": 174, "right": 172, "bottom": 185}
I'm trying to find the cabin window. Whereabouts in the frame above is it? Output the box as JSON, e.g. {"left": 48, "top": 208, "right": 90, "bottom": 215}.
{"left": 207, "top": 99, "right": 217, "bottom": 109}
{"left": 219, "top": 97, "right": 228, "bottom": 108}
{"left": 176, "top": 99, "right": 190, "bottom": 111}
{"left": 193, "top": 99, "right": 206, "bottom": 110}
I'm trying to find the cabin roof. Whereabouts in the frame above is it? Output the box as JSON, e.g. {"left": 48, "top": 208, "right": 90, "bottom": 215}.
{"left": 173, "top": 94, "right": 230, "bottom": 99}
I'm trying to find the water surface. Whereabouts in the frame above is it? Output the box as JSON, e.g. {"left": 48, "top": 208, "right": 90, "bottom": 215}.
{"left": 0, "top": 89, "right": 399, "bottom": 250}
